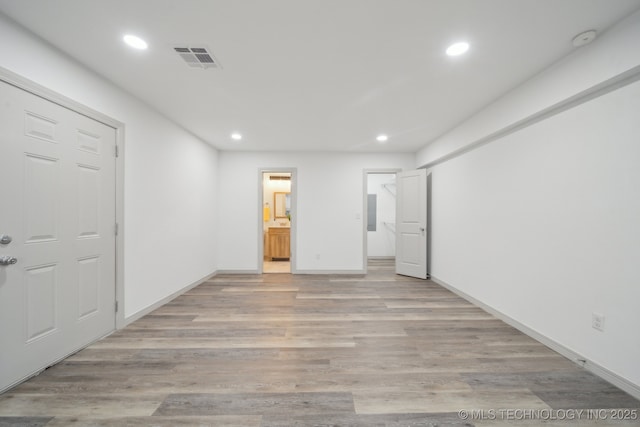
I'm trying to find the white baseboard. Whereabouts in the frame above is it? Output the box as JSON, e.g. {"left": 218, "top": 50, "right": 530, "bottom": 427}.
{"left": 216, "top": 269, "right": 366, "bottom": 275}
{"left": 215, "top": 269, "right": 260, "bottom": 275}
{"left": 295, "top": 269, "right": 366, "bottom": 275}
{"left": 122, "top": 270, "right": 218, "bottom": 327}
{"left": 431, "top": 276, "right": 640, "bottom": 401}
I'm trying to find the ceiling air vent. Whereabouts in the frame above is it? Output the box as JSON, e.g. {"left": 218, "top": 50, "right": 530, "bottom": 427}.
{"left": 174, "top": 46, "right": 221, "bottom": 69}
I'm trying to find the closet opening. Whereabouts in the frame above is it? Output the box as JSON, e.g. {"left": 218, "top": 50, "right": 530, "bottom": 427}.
{"left": 363, "top": 170, "right": 399, "bottom": 273}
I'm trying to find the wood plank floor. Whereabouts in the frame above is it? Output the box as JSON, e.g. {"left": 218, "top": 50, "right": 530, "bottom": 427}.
{"left": 1, "top": 260, "right": 638, "bottom": 426}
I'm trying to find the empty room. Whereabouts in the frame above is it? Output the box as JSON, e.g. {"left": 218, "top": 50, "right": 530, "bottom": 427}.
{"left": 0, "top": 0, "right": 639, "bottom": 425}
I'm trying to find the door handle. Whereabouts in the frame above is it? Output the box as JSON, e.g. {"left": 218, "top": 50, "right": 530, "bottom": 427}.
{"left": 0, "top": 256, "right": 18, "bottom": 266}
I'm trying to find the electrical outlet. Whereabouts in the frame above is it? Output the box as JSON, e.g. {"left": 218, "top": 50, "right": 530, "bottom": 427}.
{"left": 592, "top": 312, "right": 605, "bottom": 332}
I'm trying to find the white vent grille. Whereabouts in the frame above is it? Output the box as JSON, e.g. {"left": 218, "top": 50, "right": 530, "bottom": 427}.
{"left": 174, "top": 46, "right": 220, "bottom": 69}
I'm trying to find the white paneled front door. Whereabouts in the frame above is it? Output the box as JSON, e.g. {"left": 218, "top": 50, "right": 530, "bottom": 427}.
{"left": 0, "top": 80, "right": 116, "bottom": 391}
{"left": 396, "top": 169, "right": 428, "bottom": 279}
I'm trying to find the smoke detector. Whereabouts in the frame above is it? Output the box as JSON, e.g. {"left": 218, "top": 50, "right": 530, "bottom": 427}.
{"left": 174, "top": 46, "right": 221, "bottom": 69}
{"left": 572, "top": 30, "right": 597, "bottom": 47}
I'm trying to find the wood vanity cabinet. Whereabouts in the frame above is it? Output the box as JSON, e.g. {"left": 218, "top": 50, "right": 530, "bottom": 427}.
{"left": 268, "top": 227, "right": 290, "bottom": 260}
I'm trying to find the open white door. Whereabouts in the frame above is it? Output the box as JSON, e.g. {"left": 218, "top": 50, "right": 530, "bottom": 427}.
{"left": 396, "top": 169, "right": 427, "bottom": 279}
{"left": 0, "top": 80, "right": 116, "bottom": 392}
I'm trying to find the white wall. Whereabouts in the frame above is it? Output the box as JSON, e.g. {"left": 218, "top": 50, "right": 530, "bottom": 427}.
{"left": 419, "top": 11, "right": 640, "bottom": 393}
{"left": 0, "top": 14, "right": 219, "bottom": 319}
{"left": 218, "top": 152, "right": 414, "bottom": 272}
{"left": 367, "top": 173, "right": 396, "bottom": 257}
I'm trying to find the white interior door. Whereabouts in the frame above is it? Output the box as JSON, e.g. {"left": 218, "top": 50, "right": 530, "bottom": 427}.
{"left": 0, "top": 80, "right": 116, "bottom": 391}
{"left": 396, "top": 169, "right": 427, "bottom": 279}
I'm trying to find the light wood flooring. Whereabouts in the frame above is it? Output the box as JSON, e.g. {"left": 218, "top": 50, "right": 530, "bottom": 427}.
{"left": 263, "top": 260, "right": 291, "bottom": 274}
{"left": 1, "top": 260, "right": 638, "bottom": 426}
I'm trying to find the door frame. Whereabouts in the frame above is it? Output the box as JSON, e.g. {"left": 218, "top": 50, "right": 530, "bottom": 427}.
{"left": 257, "top": 168, "right": 297, "bottom": 274}
{"left": 362, "top": 168, "right": 401, "bottom": 273}
{"left": 0, "top": 66, "right": 126, "bottom": 329}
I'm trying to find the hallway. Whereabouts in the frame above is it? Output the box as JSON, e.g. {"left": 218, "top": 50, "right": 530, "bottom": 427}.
{"left": 0, "top": 261, "right": 638, "bottom": 426}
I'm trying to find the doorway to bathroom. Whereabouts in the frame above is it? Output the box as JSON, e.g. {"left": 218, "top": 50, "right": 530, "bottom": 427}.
{"left": 260, "top": 169, "right": 296, "bottom": 274}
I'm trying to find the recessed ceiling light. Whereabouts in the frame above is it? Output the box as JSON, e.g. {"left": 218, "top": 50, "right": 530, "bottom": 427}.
{"left": 123, "top": 34, "right": 148, "bottom": 50}
{"left": 446, "top": 41, "right": 469, "bottom": 56}
{"left": 376, "top": 134, "right": 388, "bottom": 143}
{"left": 231, "top": 133, "right": 242, "bottom": 141}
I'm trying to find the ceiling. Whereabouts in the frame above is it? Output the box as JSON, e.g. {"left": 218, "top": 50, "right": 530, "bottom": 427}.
{"left": 1, "top": 0, "right": 639, "bottom": 153}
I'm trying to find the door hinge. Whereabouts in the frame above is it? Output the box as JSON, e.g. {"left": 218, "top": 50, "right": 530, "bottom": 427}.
{"left": 114, "top": 145, "right": 119, "bottom": 158}
{"left": 115, "top": 301, "right": 119, "bottom": 313}
{"left": 114, "top": 223, "right": 119, "bottom": 236}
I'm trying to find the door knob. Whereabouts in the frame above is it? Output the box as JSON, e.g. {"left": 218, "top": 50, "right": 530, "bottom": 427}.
{"left": 0, "top": 235, "right": 12, "bottom": 245}
{"left": 0, "top": 256, "right": 18, "bottom": 266}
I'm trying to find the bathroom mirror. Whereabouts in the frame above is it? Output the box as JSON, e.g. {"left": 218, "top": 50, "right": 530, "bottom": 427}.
{"left": 274, "top": 192, "right": 290, "bottom": 218}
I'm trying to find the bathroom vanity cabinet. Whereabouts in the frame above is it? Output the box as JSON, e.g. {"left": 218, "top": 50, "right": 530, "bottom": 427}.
{"left": 267, "top": 227, "right": 290, "bottom": 260}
